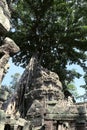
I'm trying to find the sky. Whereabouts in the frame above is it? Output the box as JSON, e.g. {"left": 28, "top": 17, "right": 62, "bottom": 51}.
{"left": 66, "top": 64, "right": 85, "bottom": 95}
{"left": 2, "top": 58, "right": 86, "bottom": 98}
{"left": 2, "top": 58, "right": 24, "bottom": 86}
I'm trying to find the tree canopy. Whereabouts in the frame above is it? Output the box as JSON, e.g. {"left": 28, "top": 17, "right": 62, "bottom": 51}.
{"left": 10, "top": 73, "right": 21, "bottom": 92}
{"left": 8, "top": 0, "right": 87, "bottom": 88}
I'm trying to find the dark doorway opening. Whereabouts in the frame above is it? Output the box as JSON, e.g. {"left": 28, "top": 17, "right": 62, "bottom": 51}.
{"left": 17, "top": 126, "right": 23, "bottom": 130}
{"left": 4, "top": 124, "right": 11, "bottom": 130}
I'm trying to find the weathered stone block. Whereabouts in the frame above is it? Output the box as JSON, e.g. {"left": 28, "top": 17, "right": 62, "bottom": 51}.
{"left": 0, "top": 1, "right": 11, "bottom": 35}
{"left": 0, "top": 89, "right": 9, "bottom": 101}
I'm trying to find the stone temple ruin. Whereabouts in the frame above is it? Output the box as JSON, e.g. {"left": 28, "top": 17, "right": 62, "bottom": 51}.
{"left": 0, "top": 0, "right": 87, "bottom": 130}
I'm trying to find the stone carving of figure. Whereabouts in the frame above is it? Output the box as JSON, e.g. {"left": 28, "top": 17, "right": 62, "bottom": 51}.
{"left": 67, "top": 96, "right": 73, "bottom": 106}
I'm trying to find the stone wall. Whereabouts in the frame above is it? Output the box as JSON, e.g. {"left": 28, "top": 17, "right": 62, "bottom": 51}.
{"left": 0, "top": 0, "right": 11, "bottom": 34}
{"left": 15, "top": 56, "right": 87, "bottom": 130}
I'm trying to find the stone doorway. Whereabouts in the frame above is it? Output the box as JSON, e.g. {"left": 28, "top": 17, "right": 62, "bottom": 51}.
{"left": 4, "top": 124, "right": 11, "bottom": 130}
{"left": 76, "top": 123, "right": 86, "bottom": 130}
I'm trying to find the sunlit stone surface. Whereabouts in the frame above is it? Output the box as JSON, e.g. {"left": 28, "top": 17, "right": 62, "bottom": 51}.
{"left": 0, "top": 0, "right": 11, "bottom": 34}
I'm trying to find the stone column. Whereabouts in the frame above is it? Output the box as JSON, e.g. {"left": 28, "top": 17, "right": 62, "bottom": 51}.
{"left": 0, "top": 123, "right": 5, "bottom": 130}
{"left": 58, "top": 124, "right": 62, "bottom": 130}
{"left": 0, "top": 0, "right": 11, "bottom": 34}
{"left": 45, "top": 120, "right": 53, "bottom": 130}
{"left": 13, "top": 125, "right": 17, "bottom": 130}
{"left": 62, "top": 124, "right": 66, "bottom": 130}
{"left": 0, "top": 53, "right": 9, "bottom": 88}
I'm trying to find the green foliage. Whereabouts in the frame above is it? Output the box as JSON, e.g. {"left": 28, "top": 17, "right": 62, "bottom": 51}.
{"left": 67, "top": 83, "right": 78, "bottom": 97}
{"left": 80, "top": 72, "right": 87, "bottom": 90}
{"left": 1, "top": 85, "right": 12, "bottom": 94}
{"left": 8, "top": 0, "right": 87, "bottom": 88}
{"left": 10, "top": 73, "right": 21, "bottom": 91}
{"left": 66, "top": 69, "right": 82, "bottom": 84}
{"left": 1, "top": 73, "right": 21, "bottom": 94}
